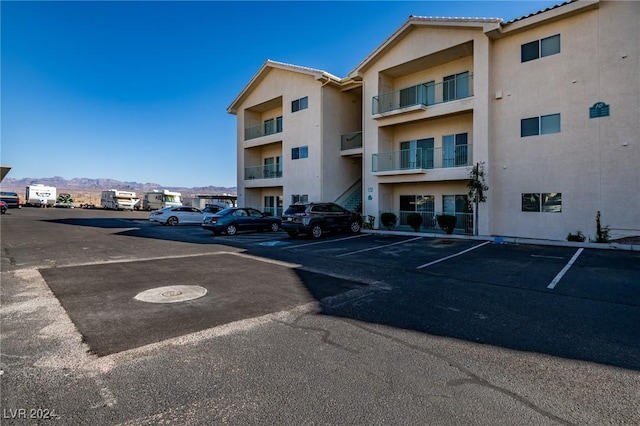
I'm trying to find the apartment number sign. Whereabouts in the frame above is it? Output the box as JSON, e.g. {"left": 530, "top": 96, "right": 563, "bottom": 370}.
{"left": 589, "top": 102, "right": 610, "bottom": 118}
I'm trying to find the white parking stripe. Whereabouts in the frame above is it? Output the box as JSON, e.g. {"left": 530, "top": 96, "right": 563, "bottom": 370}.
{"left": 547, "top": 248, "right": 584, "bottom": 289}
{"left": 282, "top": 233, "right": 369, "bottom": 249}
{"left": 417, "top": 241, "right": 491, "bottom": 269}
{"left": 336, "top": 236, "right": 423, "bottom": 257}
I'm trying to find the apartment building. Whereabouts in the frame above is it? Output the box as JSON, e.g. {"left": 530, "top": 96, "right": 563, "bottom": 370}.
{"left": 229, "top": 0, "right": 639, "bottom": 241}
{"left": 228, "top": 61, "right": 363, "bottom": 217}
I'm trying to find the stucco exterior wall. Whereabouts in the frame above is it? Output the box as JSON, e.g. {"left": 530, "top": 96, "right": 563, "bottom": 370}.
{"left": 320, "top": 85, "right": 362, "bottom": 202}
{"left": 361, "top": 25, "right": 488, "bottom": 228}
{"left": 489, "top": 0, "right": 639, "bottom": 240}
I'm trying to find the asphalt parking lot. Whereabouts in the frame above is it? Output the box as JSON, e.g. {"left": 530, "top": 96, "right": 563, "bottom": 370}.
{"left": 1, "top": 207, "right": 639, "bottom": 424}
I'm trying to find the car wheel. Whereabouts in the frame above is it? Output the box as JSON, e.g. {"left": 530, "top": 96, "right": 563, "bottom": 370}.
{"left": 270, "top": 222, "right": 280, "bottom": 232}
{"left": 311, "top": 224, "right": 323, "bottom": 239}
{"left": 167, "top": 216, "right": 179, "bottom": 226}
{"left": 287, "top": 231, "right": 299, "bottom": 238}
{"left": 226, "top": 224, "right": 237, "bottom": 236}
{"left": 349, "top": 220, "right": 361, "bottom": 234}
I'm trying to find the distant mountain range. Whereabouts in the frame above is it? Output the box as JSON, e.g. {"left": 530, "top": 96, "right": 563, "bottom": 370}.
{"left": 0, "top": 176, "right": 236, "bottom": 195}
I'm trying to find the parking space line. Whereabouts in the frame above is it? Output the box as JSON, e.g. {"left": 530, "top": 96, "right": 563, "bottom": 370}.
{"left": 547, "top": 248, "right": 584, "bottom": 289}
{"left": 282, "top": 233, "right": 369, "bottom": 249}
{"left": 417, "top": 241, "right": 491, "bottom": 269}
{"left": 336, "top": 236, "right": 423, "bottom": 257}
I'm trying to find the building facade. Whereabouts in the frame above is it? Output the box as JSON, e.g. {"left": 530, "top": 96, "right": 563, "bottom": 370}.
{"left": 229, "top": 0, "right": 639, "bottom": 241}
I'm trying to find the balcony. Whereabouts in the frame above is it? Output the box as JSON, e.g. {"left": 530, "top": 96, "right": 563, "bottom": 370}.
{"left": 245, "top": 164, "right": 283, "bottom": 180}
{"left": 245, "top": 116, "right": 283, "bottom": 141}
{"left": 372, "top": 145, "right": 472, "bottom": 174}
{"left": 372, "top": 73, "right": 473, "bottom": 116}
{"left": 341, "top": 131, "right": 363, "bottom": 150}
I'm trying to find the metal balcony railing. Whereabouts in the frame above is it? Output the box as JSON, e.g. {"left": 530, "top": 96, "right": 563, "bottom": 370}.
{"left": 372, "top": 145, "right": 472, "bottom": 172}
{"left": 372, "top": 73, "right": 473, "bottom": 115}
{"left": 245, "top": 165, "right": 283, "bottom": 180}
{"left": 341, "top": 131, "right": 363, "bottom": 150}
{"left": 378, "top": 210, "right": 473, "bottom": 235}
{"left": 245, "top": 116, "right": 283, "bottom": 140}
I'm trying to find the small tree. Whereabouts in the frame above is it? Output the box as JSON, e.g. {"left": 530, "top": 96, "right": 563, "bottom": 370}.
{"left": 595, "top": 211, "right": 610, "bottom": 243}
{"left": 467, "top": 162, "right": 489, "bottom": 236}
{"left": 380, "top": 212, "right": 397, "bottom": 230}
{"left": 407, "top": 213, "right": 423, "bottom": 232}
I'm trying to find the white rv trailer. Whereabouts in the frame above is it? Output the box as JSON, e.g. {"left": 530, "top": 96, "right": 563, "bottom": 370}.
{"left": 142, "top": 190, "right": 182, "bottom": 211}
{"left": 100, "top": 189, "right": 139, "bottom": 211}
{"left": 25, "top": 184, "right": 57, "bottom": 207}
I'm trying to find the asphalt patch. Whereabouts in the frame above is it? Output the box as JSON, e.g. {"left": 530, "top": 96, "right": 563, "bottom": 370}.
{"left": 40, "top": 253, "right": 364, "bottom": 356}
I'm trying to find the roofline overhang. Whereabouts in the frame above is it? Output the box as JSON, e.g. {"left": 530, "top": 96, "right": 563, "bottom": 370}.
{"left": 486, "top": 0, "right": 599, "bottom": 39}
{"left": 349, "top": 17, "right": 502, "bottom": 78}
{"left": 227, "top": 59, "right": 341, "bottom": 115}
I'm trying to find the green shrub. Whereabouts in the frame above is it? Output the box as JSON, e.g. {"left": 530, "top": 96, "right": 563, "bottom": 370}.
{"left": 406, "top": 213, "right": 423, "bottom": 232}
{"left": 380, "top": 212, "right": 397, "bottom": 230}
{"left": 437, "top": 214, "right": 457, "bottom": 234}
{"left": 566, "top": 231, "right": 585, "bottom": 242}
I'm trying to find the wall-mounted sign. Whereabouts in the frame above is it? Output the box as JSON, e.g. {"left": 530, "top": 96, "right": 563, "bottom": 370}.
{"left": 589, "top": 102, "right": 610, "bottom": 118}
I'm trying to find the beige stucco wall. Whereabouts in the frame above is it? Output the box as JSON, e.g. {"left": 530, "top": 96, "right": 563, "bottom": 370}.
{"left": 320, "top": 85, "right": 362, "bottom": 202}
{"left": 361, "top": 24, "right": 490, "bottom": 230}
{"left": 490, "top": 0, "right": 640, "bottom": 240}
{"left": 235, "top": 67, "right": 323, "bottom": 208}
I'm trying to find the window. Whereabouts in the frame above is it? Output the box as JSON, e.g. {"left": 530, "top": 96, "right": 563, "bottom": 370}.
{"left": 521, "top": 34, "right": 560, "bottom": 62}
{"left": 443, "top": 72, "right": 470, "bottom": 102}
{"left": 442, "top": 133, "right": 469, "bottom": 167}
{"left": 400, "top": 138, "right": 433, "bottom": 169}
{"left": 292, "top": 194, "right": 308, "bottom": 204}
{"left": 292, "top": 146, "right": 308, "bottom": 160}
{"left": 262, "top": 116, "right": 282, "bottom": 135}
{"left": 522, "top": 193, "right": 562, "bottom": 212}
{"left": 263, "top": 156, "right": 282, "bottom": 178}
{"left": 521, "top": 114, "right": 561, "bottom": 137}
{"left": 291, "top": 96, "right": 308, "bottom": 113}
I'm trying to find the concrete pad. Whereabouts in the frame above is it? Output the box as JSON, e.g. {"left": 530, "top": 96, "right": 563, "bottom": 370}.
{"left": 40, "top": 253, "right": 364, "bottom": 356}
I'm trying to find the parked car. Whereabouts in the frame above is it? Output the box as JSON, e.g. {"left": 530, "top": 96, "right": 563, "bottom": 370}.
{"left": 202, "top": 207, "right": 280, "bottom": 236}
{"left": 0, "top": 191, "right": 21, "bottom": 209}
{"left": 281, "top": 202, "right": 362, "bottom": 238}
{"left": 0, "top": 201, "right": 7, "bottom": 214}
{"left": 202, "top": 205, "right": 225, "bottom": 214}
{"left": 149, "top": 206, "right": 204, "bottom": 226}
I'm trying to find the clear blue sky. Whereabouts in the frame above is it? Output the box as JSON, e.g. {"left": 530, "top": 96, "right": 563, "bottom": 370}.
{"left": 1, "top": 1, "right": 559, "bottom": 188}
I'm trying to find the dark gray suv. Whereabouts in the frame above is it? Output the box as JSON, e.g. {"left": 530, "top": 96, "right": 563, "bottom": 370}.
{"left": 281, "top": 202, "right": 362, "bottom": 238}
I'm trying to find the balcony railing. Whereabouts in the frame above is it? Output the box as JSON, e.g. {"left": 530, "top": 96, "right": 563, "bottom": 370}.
{"left": 245, "top": 116, "right": 283, "bottom": 140}
{"left": 379, "top": 210, "right": 473, "bottom": 235}
{"left": 372, "top": 73, "right": 473, "bottom": 115}
{"left": 341, "top": 131, "right": 363, "bottom": 150}
{"left": 245, "top": 164, "right": 283, "bottom": 180}
{"left": 372, "top": 144, "right": 472, "bottom": 173}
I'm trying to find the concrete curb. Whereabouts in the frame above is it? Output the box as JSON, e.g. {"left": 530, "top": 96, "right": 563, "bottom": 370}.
{"left": 362, "top": 229, "right": 638, "bottom": 252}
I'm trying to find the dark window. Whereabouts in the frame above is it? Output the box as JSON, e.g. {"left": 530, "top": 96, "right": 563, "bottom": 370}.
{"left": 292, "top": 96, "right": 308, "bottom": 113}
{"left": 521, "top": 40, "right": 540, "bottom": 62}
{"left": 522, "top": 193, "right": 541, "bottom": 212}
{"left": 522, "top": 34, "right": 560, "bottom": 62}
{"left": 521, "top": 114, "right": 561, "bottom": 137}
{"left": 292, "top": 146, "right": 308, "bottom": 160}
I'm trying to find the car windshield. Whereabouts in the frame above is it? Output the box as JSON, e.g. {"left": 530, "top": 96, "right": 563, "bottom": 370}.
{"left": 284, "top": 205, "right": 307, "bottom": 215}
{"left": 216, "top": 208, "right": 235, "bottom": 216}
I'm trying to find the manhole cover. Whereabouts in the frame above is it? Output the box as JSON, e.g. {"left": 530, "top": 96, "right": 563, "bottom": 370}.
{"left": 134, "top": 285, "right": 207, "bottom": 304}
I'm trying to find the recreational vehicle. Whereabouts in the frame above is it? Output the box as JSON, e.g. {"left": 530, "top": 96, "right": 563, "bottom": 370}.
{"left": 142, "top": 190, "right": 182, "bottom": 211}
{"left": 25, "top": 184, "right": 57, "bottom": 207}
{"left": 101, "top": 190, "right": 139, "bottom": 211}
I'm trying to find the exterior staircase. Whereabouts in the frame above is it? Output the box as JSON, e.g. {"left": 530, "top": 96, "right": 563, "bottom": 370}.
{"left": 335, "top": 179, "right": 362, "bottom": 212}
